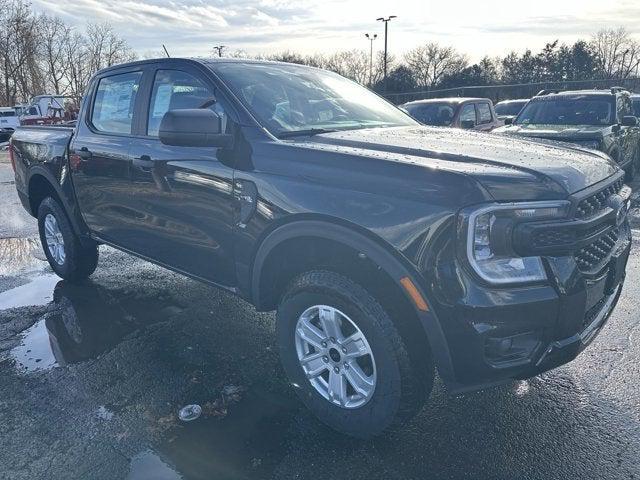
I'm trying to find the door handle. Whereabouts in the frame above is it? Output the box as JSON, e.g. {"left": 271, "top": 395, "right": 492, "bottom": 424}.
{"left": 132, "top": 155, "right": 154, "bottom": 169}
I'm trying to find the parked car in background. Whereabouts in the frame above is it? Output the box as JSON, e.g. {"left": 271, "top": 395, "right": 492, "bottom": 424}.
{"left": 494, "top": 88, "right": 640, "bottom": 180}
{"left": 401, "top": 97, "right": 502, "bottom": 131}
{"left": 13, "top": 104, "right": 28, "bottom": 116}
{"left": 0, "top": 107, "right": 20, "bottom": 142}
{"left": 10, "top": 58, "right": 632, "bottom": 438}
{"left": 494, "top": 98, "right": 529, "bottom": 123}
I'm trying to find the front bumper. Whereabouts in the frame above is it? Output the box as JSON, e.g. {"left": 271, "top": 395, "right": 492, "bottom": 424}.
{"left": 530, "top": 281, "right": 622, "bottom": 376}
{"left": 436, "top": 222, "right": 631, "bottom": 393}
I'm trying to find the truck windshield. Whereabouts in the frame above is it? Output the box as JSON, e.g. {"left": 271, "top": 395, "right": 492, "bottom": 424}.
{"left": 515, "top": 96, "right": 614, "bottom": 126}
{"left": 213, "top": 62, "right": 417, "bottom": 137}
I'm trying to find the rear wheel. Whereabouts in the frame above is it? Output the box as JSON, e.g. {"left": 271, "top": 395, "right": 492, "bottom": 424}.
{"left": 276, "top": 270, "right": 432, "bottom": 438}
{"left": 37, "top": 196, "right": 98, "bottom": 281}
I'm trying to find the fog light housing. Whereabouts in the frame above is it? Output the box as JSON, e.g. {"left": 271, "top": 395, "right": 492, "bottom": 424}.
{"left": 485, "top": 331, "right": 541, "bottom": 367}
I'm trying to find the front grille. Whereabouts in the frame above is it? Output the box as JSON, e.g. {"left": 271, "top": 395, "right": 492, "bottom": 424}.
{"left": 532, "top": 228, "right": 574, "bottom": 248}
{"left": 575, "top": 177, "right": 625, "bottom": 219}
{"left": 574, "top": 227, "right": 619, "bottom": 273}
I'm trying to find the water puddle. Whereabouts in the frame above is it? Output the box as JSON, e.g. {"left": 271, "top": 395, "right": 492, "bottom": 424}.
{"left": 0, "top": 274, "right": 61, "bottom": 309}
{"left": 127, "top": 450, "right": 183, "bottom": 480}
{"left": 7, "top": 280, "right": 184, "bottom": 374}
{"left": 10, "top": 317, "right": 58, "bottom": 372}
{"left": 147, "top": 387, "right": 300, "bottom": 480}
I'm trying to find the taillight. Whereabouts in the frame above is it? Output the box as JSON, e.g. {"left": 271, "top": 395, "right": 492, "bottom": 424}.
{"left": 8, "top": 142, "right": 16, "bottom": 172}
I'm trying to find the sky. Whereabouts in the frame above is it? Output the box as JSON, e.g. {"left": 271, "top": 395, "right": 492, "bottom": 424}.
{"left": 32, "top": 0, "right": 640, "bottom": 61}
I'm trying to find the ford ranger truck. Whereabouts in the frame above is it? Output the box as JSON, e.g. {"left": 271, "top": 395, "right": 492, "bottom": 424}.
{"left": 494, "top": 88, "right": 640, "bottom": 180}
{"left": 10, "top": 58, "right": 632, "bottom": 438}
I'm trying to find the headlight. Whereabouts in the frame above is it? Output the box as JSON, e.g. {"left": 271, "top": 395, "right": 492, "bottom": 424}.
{"left": 461, "top": 201, "right": 570, "bottom": 285}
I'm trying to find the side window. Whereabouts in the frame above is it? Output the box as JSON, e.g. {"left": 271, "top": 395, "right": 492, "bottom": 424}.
{"left": 459, "top": 104, "right": 476, "bottom": 124}
{"left": 91, "top": 71, "right": 142, "bottom": 134}
{"left": 477, "top": 103, "right": 492, "bottom": 124}
{"left": 147, "top": 69, "right": 226, "bottom": 137}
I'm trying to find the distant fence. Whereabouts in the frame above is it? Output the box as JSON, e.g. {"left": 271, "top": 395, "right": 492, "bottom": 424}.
{"left": 384, "top": 77, "right": 640, "bottom": 104}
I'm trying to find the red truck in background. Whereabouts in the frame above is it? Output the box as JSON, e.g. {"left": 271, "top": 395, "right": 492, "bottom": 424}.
{"left": 18, "top": 95, "right": 79, "bottom": 126}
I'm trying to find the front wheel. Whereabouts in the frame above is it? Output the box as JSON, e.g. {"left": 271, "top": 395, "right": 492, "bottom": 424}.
{"left": 276, "top": 270, "right": 432, "bottom": 438}
{"left": 37, "top": 196, "right": 99, "bottom": 281}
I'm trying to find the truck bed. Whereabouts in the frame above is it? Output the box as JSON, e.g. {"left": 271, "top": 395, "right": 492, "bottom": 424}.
{"left": 10, "top": 125, "right": 75, "bottom": 214}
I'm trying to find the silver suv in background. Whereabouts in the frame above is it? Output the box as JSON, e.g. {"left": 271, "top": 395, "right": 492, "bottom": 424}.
{"left": 494, "top": 98, "right": 529, "bottom": 124}
{"left": 0, "top": 107, "right": 20, "bottom": 142}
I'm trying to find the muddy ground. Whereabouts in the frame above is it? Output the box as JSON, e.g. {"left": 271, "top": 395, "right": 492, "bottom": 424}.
{"left": 1, "top": 154, "right": 640, "bottom": 480}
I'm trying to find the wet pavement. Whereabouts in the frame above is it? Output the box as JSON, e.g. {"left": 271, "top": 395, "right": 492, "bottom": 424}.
{"left": 2, "top": 155, "right": 640, "bottom": 479}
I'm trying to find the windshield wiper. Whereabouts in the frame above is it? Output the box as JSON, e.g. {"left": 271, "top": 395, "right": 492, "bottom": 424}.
{"left": 278, "top": 128, "right": 339, "bottom": 138}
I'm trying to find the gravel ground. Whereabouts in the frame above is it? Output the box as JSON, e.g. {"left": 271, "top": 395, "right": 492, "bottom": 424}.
{"left": 1, "top": 156, "right": 640, "bottom": 480}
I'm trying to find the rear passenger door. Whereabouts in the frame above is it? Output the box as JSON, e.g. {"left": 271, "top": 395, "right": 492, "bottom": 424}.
{"left": 126, "top": 66, "right": 238, "bottom": 286}
{"left": 70, "top": 68, "right": 143, "bottom": 243}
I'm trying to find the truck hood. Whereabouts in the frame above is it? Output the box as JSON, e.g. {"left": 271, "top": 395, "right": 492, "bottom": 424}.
{"left": 297, "top": 126, "right": 617, "bottom": 197}
{"left": 493, "top": 123, "right": 609, "bottom": 141}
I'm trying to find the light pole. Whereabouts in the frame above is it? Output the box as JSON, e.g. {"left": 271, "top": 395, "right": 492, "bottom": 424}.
{"left": 376, "top": 15, "right": 396, "bottom": 92}
{"left": 213, "top": 45, "right": 226, "bottom": 57}
{"left": 365, "top": 33, "right": 377, "bottom": 87}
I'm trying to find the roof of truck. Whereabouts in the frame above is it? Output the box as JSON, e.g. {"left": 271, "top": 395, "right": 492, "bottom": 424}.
{"left": 402, "top": 97, "right": 490, "bottom": 107}
{"left": 93, "top": 57, "right": 319, "bottom": 77}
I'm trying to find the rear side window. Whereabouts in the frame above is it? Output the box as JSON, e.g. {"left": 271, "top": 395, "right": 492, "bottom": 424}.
{"left": 477, "top": 103, "right": 492, "bottom": 124}
{"left": 0, "top": 111, "right": 15, "bottom": 117}
{"left": 91, "top": 71, "right": 142, "bottom": 134}
{"left": 147, "top": 69, "right": 221, "bottom": 137}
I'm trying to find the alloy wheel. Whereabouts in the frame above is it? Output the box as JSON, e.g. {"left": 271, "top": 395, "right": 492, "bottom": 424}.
{"left": 44, "top": 213, "right": 66, "bottom": 265}
{"left": 294, "top": 305, "right": 377, "bottom": 408}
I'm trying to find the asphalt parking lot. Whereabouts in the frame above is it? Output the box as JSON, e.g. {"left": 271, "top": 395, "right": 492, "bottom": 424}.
{"left": 1, "top": 151, "right": 640, "bottom": 480}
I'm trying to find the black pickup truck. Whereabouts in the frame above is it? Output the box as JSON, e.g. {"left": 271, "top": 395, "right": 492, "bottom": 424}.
{"left": 9, "top": 58, "right": 633, "bottom": 438}
{"left": 494, "top": 88, "right": 640, "bottom": 180}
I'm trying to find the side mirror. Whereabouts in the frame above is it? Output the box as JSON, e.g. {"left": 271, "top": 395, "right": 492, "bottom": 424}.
{"left": 621, "top": 115, "right": 638, "bottom": 127}
{"left": 159, "top": 109, "right": 232, "bottom": 148}
{"left": 460, "top": 119, "right": 475, "bottom": 129}
{"left": 503, "top": 117, "right": 513, "bottom": 125}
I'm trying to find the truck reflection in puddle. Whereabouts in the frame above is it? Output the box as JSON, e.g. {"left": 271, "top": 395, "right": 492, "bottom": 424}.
{"left": 10, "top": 280, "right": 183, "bottom": 372}
{"left": 8, "top": 277, "right": 304, "bottom": 480}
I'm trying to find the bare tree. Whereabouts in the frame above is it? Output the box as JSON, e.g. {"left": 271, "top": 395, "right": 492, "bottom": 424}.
{"left": 0, "top": 0, "right": 41, "bottom": 104}
{"left": 60, "top": 30, "right": 91, "bottom": 101}
{"left": 39, "top": 14, "right": 71, "bottom": 95}
{"left": 85, "top": 22, "right": 136, "bottom": 73}
{"left": 591, "top": 27, "right": 640, "bottom": 79}
{"left": 404, "top": 42, "right": 468, "bottom": 88}
{"left": 321, "top": 50, "right": 370, "bottom": 84}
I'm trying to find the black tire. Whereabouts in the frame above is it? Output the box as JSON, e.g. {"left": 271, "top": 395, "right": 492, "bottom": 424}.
{"left": 276, "top": 270, "right": 432, "bottom": 438}
{"left": 37, "top": 196, "right": 98, "bottom": 281}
